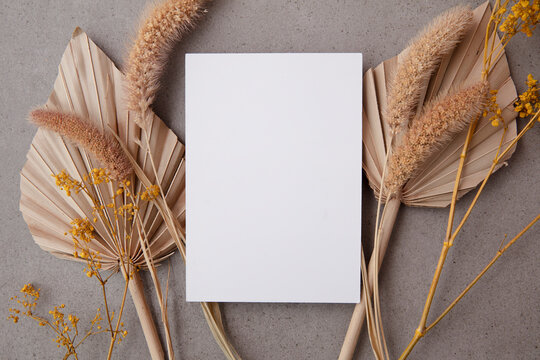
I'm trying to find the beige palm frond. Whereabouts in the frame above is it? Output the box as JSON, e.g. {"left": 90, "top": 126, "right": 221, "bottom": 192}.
{"left": 363, "top": 1, "right": 518, "bottom": 207}
{"left": 20, "top": 28, "right": 186, "bottom": 359}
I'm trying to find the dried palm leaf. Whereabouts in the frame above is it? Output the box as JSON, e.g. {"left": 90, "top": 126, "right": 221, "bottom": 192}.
{"left": 20, "top": 28, "right": 186, "bottom": 359}
{"left": 364, "top": 1, "right": 517, "bottom": 207}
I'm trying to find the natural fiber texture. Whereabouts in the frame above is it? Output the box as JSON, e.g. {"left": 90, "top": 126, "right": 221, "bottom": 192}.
{"left": 125, "top": 0, "right": 207, "bottom": 129}
{"left": 30, "top": 109, "right": 133, "bottom": 181}
{"left": 20, "top": 28, "right": 185, "bottom": 270}
{"left": 363, "top": 1, "right": 518, "bottom": 207}
{"left": 385, "top": 81, "right": 489, "bottom": 195}
{"left": 385, "top": 5, "right": 473, "bottom": 133}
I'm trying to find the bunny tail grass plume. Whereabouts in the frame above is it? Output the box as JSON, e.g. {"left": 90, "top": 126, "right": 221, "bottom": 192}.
{"left": 30, "top": 109, "right": 133, "bottom": 181}
{"left": 385, "top": 5, "right": 473, "bottom": 134}
{"left": 384, "top": 80, "right": 489, "bottom": 195}
{"left": 125, "top": 0, "right": 208, "bottom": 129}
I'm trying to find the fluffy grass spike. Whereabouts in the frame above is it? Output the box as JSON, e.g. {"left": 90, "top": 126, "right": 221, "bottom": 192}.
{"left": 30, "top": 109, "right": 133, "bottom": 181}
{"left": 385, "top": 5, "right": 473, "bottom": 133}
{"left": 125, "top": 0, "right": 207, "bottom": 129}
{"left": 385, "top": 80, "right": 489, "bottom": 195}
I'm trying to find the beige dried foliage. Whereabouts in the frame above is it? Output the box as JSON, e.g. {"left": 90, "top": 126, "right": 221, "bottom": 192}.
{"left": 125, "top": 0, "right": 207, "bottom": 129}
{"left": 29, "top": 109, "right": 133, "bottom": 181}
{"left": 385, "top": 5, "right": 473, "bottom": 133}
{"left": 384, "top": 80, "right": 489, "bottom": 195}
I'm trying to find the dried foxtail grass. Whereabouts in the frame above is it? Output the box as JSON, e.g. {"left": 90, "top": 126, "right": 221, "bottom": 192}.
{"left": 385, "top": 5, "right": 473, "bottom": 134}
{"left": 385, "top": 80, "right": 489, "bottom": 196}
{"left": 124, "top": 2, "right": 241, "bottom": 359}
{"left": 29, "top": 109, "right": 133, "bottom": 181}
{"left": 125, "top": 0, "right": 207, "bottom": 129}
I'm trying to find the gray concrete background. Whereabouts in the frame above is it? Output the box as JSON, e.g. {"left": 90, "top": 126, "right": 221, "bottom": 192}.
{"left": 0, "top": 1, "right": 538, "bottom": 359}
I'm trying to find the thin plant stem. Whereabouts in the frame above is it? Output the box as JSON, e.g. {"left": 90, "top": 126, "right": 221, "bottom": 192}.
{"left": 131, "top": 195, "right": 174, "bottom": 360}
{"left": 402, "top": 4, "right": 525, "bottom": 352}
{"left": 111, "top": 126, "right": 241, "bottom": 359}
{"left": 100, "top": 281, "right": 114, "bottom": 336}
{"left": 412, "top": 115, "right": 479, "bottom": 337}
{"left": 399, "top": 214, "right": 539, "bottom": 360}
{"left": 107, "top": 273, "right": 130, "bottom": 360}
{"left": 338, "top": 197, "right": 401, "bottom": 360}
{"left": 449, "top": 112, "right": 538, "bottom": 243}
{"left": 399, "top": 109, "right": 538, "bottom": 360}
{"left": 361, "top": 249, "right": 384, "bottom": 360}
{"left": 427, "top": 213, "right": 540, "bottom": 332}
{"left": 372, "top": 148, "right": 392, "bottom": 360}
{"left": 339, "top": 140, "right": 395, "bottom": 360}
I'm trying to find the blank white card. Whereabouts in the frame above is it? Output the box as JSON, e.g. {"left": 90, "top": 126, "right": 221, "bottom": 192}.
{"left": 186, "top": 53, "right": 362, "bottom": 303}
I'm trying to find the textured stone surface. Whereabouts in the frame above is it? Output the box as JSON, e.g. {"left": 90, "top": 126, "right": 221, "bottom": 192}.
{"left": 0, "top": 1, "right": 538, "bottom": 359}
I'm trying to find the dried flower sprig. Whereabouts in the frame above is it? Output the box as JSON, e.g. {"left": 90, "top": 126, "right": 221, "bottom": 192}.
{"left": 484, "top": 89, "right": 505, "bottom": 127}
{"left": 499, "top": 0, "right": 539, "bottom": 39}
{"left": 52, "top": 168, "right": 165, "bottom": 359}
{"left": 486, "top": 73, "right": 539, "bottom": 127}
{"left": 385, "top": 5, "right": 473, "bottom": 134}
{"left": 399, "top": 1, "right": 540, "bottom": 357}
{"left": 400, "top": 106, "right": 540, "bottom": 359}
{"left": 385, "top": 81, "right": 489, "bottom": 195}
{"left": 7, "top": 283, "right": 126, "bottom": 360}
{"left": 514, "top": 73, "right": 539, "bottom": 118}
{"left": 52, "top": 168, "right": 162, "bottom": 268}
{"left": 29, "top": 109, "right": 133, "bottom": 181}
{"left": 125, "top": 0, "right": 207, "bottom": 129}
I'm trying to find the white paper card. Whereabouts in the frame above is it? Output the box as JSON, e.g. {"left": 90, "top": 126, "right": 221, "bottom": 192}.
{"left": 186, "top": 53, "right": 362, "bottom": 303}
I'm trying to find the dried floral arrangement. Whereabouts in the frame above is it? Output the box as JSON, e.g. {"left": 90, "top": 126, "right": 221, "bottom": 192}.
{"left": 17, "top": 0, "right": 240, "bottom": 359}
{"left": 339, "top": 1, "right": 539, "bottom": 359}
{"left": 9, "top": 0, "right": 538, "bottom": 359}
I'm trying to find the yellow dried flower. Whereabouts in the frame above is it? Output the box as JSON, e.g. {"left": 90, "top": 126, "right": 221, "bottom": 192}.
{"left": 52, "top": 170, "right": 82, "bottom": 197}
{"left": 484, "top": 89, "right": 505, "bottom": 127}
{"left": 87, "top": 168, "right": 110, "bottom": 185}
{"left": 141, "top": 185, "right": 160, "bottom": 201}
{"left": 514, "top": 74, "right": 539, "bottom": 118}
{"left": 499, "top": 0, "right": 540, "bottom": 39}
{"left": 69, "top": 218, "right": 95, "bottom": 243}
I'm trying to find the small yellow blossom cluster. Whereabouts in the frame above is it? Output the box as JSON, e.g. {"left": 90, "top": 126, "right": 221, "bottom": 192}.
{"left": 90, "top": 308, "right": 103, "bottom": 330}
{"left": 483, "top": 90, "right": 504, "bottom": 127}
{"left": 67, "top": 218, "right": 102, "bottom": 278}
{"left": 52, "top": 170, "right": 160, "bottom": 280}
{"left": 69, "top": 218, "right": 95, "bottom": 243}
{"left": 485, "top": 74, "right": 539, "bottom": 127}
{"left": 141, "top": 184, "right": 160, "bottom": 201}
{"left": 115, "top": 203, "right": 139, "bottom": 220}
{"left": 53, "top": 170, "right": 82, "bottom": 197}
{"left": 514, "top": 74, "right": 539, "bottom": 118}
{"left": 7, "top": 284, "right": 109, "bottom": 358}
{"left": 7, "top": 283, "right": 40, "bottom": 323}
{"left": 49, "top": 304, "right": 79, "bottom": 348}
{"left": 499, "top": 0, "right": 540, "bottom": 39}
{"left": 117, "top": 322, "right": 129, "bottom": 344}
{"left": 115, "top": 179, "right": 132, "bottom": 197}
{"left": 83, "top": 168, "right": 111, "bottom": 185}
